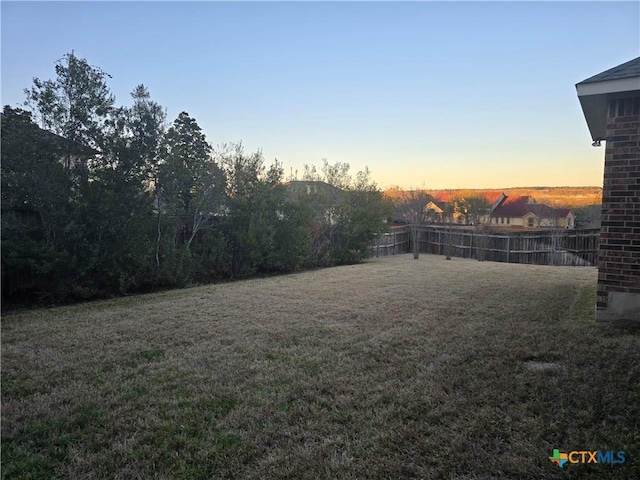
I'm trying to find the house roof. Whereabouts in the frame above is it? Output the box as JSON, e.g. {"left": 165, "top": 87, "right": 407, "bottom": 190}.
{"left": 429, "top": 194, "right": 449, "bottom": 211}
{"left": 483, "top": 191, "right": 507, "bottom": 206}
{"left": 527, "top": 204, "right": 572, "bottom": 219}
{"left": 433, "top": 192, "right": 455, "bottom": 203}
{"left": 576, "top": 57, "right": 640, "bottom": 142}
{"left": 426, "top": 199, "right": 445, "bottom": 212}
{"left": 1, "top": 111, "right": 100, "bottom": 156}
{"left": 433, "top": 191, "right": 505, "bottom": 206}
{"left": 491, "top": 196, "right": 533, "bottom": 217}
{"left": 492, "top": 195, "right": 572, "bottom": 219}
{"left": 577, "top": 57, "right": 640, "bottom": 85}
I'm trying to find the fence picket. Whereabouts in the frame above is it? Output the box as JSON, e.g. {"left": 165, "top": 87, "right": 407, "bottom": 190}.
{"left": 374, "top": 226, "right": 599, "bottom": 266}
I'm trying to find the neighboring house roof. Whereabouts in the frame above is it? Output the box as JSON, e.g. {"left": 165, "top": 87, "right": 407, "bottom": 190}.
{"left": 527, "top": 204, "right": 572, "bottom": 219}
{"left": 492, "top": 195, "right": 573, "bottom": 219}
{"left": 426, "top": 200, "right": 444, "bottom": 213}
{"left": 491, "top": 196, "right": 534, "bottom": 217}
{"left": 431, "top": 191, "right": 505, "bottom": 211}
{"left": 555, "top": 208, "right": 573, "bottom": 218}
{"left": 433, "top": 192, "right": 456, "bottom": 203}
{"left": 0, "top": 112, "right": 100, "bottom": 156}
{"left": 483, "top": 191, "right": 507, "bottom": 206}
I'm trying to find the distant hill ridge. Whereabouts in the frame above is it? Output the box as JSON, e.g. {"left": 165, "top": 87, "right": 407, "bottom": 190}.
{"left": 384, "top": 187, "right": 602, "bottom": 209}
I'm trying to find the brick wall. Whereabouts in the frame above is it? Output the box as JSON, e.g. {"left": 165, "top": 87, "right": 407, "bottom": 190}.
{"left": 597, "top": 96, "right": 640, "bottom": 320}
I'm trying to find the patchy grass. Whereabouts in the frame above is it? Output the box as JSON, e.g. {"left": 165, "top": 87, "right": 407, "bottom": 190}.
{"left": 2, "top": 254, "right": 639, "bottom": 479}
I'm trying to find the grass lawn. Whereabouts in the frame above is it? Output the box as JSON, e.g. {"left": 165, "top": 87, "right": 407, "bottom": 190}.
{"left": 2, "top": 254, "right": 639, "bottom": 479}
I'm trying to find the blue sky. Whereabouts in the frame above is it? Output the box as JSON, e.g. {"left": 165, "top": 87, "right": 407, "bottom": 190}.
{"left": 2, "top": 1, "right": 639, "bottom": 189}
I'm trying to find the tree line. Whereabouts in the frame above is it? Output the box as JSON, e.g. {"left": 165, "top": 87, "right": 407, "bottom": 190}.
{"left": 2, "top": 53, "right": 392, "bottom": 307}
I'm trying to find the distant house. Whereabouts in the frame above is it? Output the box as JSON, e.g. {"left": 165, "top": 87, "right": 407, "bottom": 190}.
{"left": 1, "top": 109, "right": 99, "bottom": 169}
{"left": 425, "top": 191, "right": 572, "bottom": 228}
{"left": 425, "top": 197, "right": 446, "bottom": 223}
{"left": 489, "top": 195, "right": 575, "bottom": 229}
{"left": 393, "top": 189, "right": 575, "bottom": 228}
{"left": 428, "top": 191, "right": 506, "bottom": 224}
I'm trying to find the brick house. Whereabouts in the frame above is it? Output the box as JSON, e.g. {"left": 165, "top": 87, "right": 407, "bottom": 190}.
{"left": 576, "top": 57, "right": 640, "bottom": 321}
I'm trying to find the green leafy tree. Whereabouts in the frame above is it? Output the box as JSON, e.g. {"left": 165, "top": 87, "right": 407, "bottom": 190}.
{"left": 108, "top": 84, "right": 168, "bottom": 183}
{"left": 24, "top": 51, "right": 114, "bottom": 168}
{"left": 300, "top": 160, "right": 392, "bottom": 265}
{"left": 114, "top": 85, "right": 168, "bottom": 270}
{"left": 157, "top": 112, "right": 225, "bottom": 282}
{"left": 217, "top": 144, "right": 307, "bottom": 277}
{"left": 70, "top": 85, "right": 169, "bottom": 294}
{"left": 13, "top": 54, "right": 162, "bottom": 300}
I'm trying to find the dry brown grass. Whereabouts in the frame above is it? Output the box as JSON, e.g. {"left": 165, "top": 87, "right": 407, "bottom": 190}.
{"left": 2, "top": 255, "right": 639, "bottom": 479}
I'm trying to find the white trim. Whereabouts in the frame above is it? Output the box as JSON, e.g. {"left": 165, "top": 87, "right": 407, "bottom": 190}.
{"left": 576, "top": 77, "right": 640, "bottom": 97}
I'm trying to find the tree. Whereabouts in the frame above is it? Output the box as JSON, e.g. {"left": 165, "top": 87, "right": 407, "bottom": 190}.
{"left": 117, "top": 84, "right": 168, "bottom": 185}
{"left": 24, "top": 51, "right": 114, "bottom": 168}
{"left": 161, "top": 112, "right": 224, "bottom": 242}
{"left": 156, "top": 112, "right": 224, "bottom": 282}
{"left": 218, "top": 143, "right": 269, "bottom": 277}
{"left": 455, "top": 195, "right": 491, "bottom": 226}
{"left": 18, "top": 54, "right": 176, "bottom": 297}
{"left": 1, "top": 106, "right": 73, "bottom": 302}
{"left": 453, "top": 195, "right": 492, "bottom": 261}
{"left": 299, "top": 160, "right": 392, "bottom": 265}
{"left": 11, "top": 51, "right": 158, "bottom": 301}
{"left": 217, "top": 143, "right": 308, "bottom": 277}
{"left": 6, "top": 51, "right": 398, "bottom": 304}
{"left": 334, "top": 169, "right": 392, "bottom": 264}
{"left": 574, "top": 205, "right": 601, "bottom": 229}
{"left": 116, "top": 85, "right": 168, "bottom": 270}
{"left": 394, "top": 189, "right": 431, "bottom": 259}
{"left": 12, "top": 51, "right": 154, "bottom": 300}
{"left": 443, "top": 198, "right": 456, "bottom": 260}
{"left": 67, "top": 85, "right": 171, "bottom": 295}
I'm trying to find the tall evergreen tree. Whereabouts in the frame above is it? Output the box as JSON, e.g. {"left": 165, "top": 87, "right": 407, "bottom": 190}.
{"left": 156, "top": 112, "right": 225, "bottom": 282}
{"left": 25, "top": 51, "right": 114, "bottom": 168}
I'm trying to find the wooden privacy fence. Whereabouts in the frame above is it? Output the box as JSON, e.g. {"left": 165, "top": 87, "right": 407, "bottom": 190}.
{"left": 421, "top": 227, "right": 600, "bottom": 266}
{"left": 373, "top": 226, "right": 410, "bottom": 257}
{"left": 375, "top": 226, "right": 600, "bottom": 267}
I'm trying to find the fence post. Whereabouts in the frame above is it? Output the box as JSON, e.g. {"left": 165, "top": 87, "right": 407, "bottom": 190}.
{"left": 373, "top": 227, "right": 597, "bottom": 265}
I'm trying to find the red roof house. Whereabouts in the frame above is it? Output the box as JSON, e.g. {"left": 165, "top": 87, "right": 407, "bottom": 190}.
{"left": 489, "top": 196, "right": 575, "bottom": 228}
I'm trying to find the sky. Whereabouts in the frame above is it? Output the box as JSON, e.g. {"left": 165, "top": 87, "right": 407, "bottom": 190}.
{"left": 2, "top": 1, "right": 639, "bottom": 189}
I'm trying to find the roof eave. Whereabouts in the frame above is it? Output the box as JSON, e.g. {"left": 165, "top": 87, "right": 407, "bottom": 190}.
{"left": 576, "top": 77, "right": 640, "bottom": 142}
